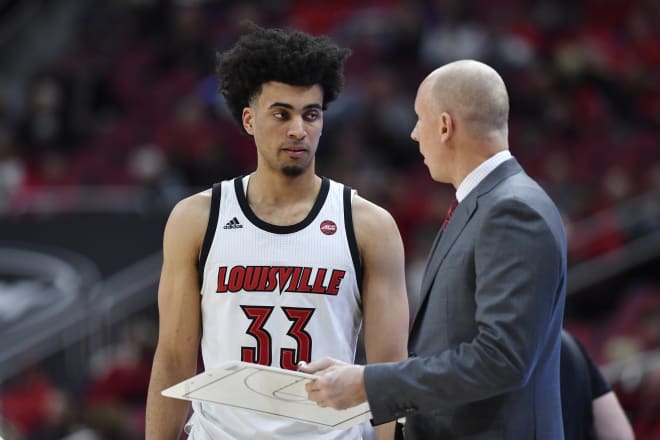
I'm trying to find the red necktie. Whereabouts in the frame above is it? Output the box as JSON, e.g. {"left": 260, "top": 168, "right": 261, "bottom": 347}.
{"left": 441, "top": 198, "right": 458, "bottom": 231}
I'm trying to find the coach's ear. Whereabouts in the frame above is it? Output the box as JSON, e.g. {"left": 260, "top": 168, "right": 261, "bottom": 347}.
{"left": 439, "top": 111, "right": 453, "bottom": 143}
{"left": 242, "top": 107, "right": 254, "bottom": 135}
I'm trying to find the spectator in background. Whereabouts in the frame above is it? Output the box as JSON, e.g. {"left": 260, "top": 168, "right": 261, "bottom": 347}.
{"left": 0, "top": 124, "right": 25, "bottom": 212}
{"left": 561, "top": 329, "right": 634, "bottom": 440}
{"left": 0, "top": 365, "right": 72, "bottom": 439}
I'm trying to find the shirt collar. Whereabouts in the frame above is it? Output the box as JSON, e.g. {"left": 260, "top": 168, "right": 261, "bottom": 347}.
{"left": 455, "top": 150, "right": 512, "bottom": 202}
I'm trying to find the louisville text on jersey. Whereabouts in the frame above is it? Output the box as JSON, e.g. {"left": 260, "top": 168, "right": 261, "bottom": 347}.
{"left": 216, "top": 266, "right": 346, "bottom": 295}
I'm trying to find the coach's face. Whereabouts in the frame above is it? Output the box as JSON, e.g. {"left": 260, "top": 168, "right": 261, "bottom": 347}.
{"left": 411, "top": 75, "right": 454, "bottom": 185}
{"left": 242, "top": 81, "right": 323, "bottom": 177}
{"left": 412, "top": 80, "right": 442, "bottom": 181}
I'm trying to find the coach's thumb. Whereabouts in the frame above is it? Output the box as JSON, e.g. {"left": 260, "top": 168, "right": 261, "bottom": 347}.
{"left": 299, "top": 357, "right": 337, "bottom": 374}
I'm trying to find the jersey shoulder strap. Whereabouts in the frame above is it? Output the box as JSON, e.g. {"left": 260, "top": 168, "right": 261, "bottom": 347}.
{"left": 197, "top": 182, "right": 222, "bottom": 288}
{"left": 343, "top": 185, "right": 362, "bottom": 289}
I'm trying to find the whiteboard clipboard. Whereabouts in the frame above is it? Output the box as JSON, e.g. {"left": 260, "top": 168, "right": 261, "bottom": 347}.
{"left": 161, "top": 360, "right": 372, "bottom": 429}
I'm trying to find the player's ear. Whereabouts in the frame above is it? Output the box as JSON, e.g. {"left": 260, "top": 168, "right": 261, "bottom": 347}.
{"left": 242, "top": 107, "right": 254, "bottom": 135}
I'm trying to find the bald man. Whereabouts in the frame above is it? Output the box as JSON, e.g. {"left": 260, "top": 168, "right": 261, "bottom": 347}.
{"left": 302, "top": 60, "right": 568, "bottom": 439}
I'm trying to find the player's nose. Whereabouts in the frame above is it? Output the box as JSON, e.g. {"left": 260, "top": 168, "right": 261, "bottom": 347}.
{"left": 287, "top": 117, "right": 305, "bottom": 139}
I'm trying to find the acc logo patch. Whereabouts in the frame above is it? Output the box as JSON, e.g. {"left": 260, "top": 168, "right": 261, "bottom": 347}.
{"left": 320, "top": 220, "right": 337, "bottom": 235}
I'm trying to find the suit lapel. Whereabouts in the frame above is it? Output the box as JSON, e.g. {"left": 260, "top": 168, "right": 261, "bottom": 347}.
{"left": 418, "top": 196, "right": 476, "bottom": 300}
{"left": 411, "top": 159, "right": 523, "bottom": 332}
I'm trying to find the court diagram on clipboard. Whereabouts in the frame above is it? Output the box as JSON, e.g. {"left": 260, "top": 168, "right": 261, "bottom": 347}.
{"left": 162, "top": 360, "right": 372, "bottom": 429}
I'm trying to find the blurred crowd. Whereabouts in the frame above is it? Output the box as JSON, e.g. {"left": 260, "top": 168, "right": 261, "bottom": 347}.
{"left": 1, "top": 0, "right": 659, "bottom": 258}
{"left": 1, "top": 0, "right": 659, "bottom": 439}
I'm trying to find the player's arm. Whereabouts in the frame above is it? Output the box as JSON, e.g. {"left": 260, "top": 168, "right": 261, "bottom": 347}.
{"left": 145, "top": 191, "right": 210, "bottom": 440}
{"left": 353, "top": 195, "right": 409, "bottom": 440}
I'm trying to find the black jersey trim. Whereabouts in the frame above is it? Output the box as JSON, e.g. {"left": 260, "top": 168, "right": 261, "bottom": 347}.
{"left": 343, "top": 185, "right": 363, "bottom": 291}
{"left": 197, "top": 182, "right": 221, "bottom": 289}
{"left": 234, "top": 176, "right": 330, "bottom": 234}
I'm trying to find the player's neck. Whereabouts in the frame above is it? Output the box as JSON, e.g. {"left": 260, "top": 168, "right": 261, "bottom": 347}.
{"left": 247, "top": 169, "right": 321, "bottom": 206}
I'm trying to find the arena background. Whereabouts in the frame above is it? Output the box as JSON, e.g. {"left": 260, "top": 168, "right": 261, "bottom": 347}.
{"left": 0, "top": 0, "right": 659, "bottom": 438}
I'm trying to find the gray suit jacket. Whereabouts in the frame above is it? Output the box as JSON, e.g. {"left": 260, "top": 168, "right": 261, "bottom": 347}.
{"left": 364, "top": 159, "right": 567, "bottom": 439}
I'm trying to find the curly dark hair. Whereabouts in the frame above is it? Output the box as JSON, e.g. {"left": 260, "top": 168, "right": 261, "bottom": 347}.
{"left": 216, "top": 24, "right": 351, "bottom": 131}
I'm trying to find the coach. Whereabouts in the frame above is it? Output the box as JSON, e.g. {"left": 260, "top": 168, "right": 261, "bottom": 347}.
{"left": 303, "top": 59, "right": 568, "bottom": 439}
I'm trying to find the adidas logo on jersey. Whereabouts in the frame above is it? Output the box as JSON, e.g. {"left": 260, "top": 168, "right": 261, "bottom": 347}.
{"left": 223, "top": 217, "right": 243, "bottom": 229}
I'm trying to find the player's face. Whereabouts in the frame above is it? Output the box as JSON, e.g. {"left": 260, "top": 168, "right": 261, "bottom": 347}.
{"left": 243, "top": 82, "right": 324, "bottom": 177}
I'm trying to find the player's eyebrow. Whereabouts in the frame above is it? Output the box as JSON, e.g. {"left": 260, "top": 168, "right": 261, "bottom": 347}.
{"left": 268, "top": 102, "right": 322, "bottom": 111}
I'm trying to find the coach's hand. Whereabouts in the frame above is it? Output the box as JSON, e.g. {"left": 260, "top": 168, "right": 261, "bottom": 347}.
{"left": 301, "top": 357, "right": 367, "bottom": 410}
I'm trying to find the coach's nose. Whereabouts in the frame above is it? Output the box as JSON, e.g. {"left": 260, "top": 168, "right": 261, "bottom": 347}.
{"left": 411, "top": 122, "right": 419, "bottom": 142}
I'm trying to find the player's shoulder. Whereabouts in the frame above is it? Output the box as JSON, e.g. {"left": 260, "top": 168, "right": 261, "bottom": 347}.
{"left": 166, "top": 188, "right": 213, "bottom": 236}
{"left": 350, "top": 193, "right": 400, "bottom": 238}
{"left": 351, "top": 193, "right": 389, "bottom": 218}
{"left": 171, "top": 187, "right": 212, "bottom": 216}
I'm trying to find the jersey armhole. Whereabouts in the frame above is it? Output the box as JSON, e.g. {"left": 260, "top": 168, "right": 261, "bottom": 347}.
{"left": 343, "top": 185, "right": 363, "bottom": 291}
{"left": 197, "top": 182, "right": 222, "bottom": 289}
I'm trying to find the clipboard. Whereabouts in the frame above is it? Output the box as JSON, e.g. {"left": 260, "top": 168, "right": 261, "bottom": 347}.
{"left": 162, "top": 360, "right": 372, "bottom": 429}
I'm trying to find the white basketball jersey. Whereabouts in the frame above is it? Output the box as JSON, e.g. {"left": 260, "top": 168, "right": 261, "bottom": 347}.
{"left": 188, "top": 175, "right": 365, "bottom": 439}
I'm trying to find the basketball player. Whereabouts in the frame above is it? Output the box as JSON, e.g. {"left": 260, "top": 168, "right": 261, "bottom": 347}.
{"left": 145, "top": 24, "right": 409, "bottom": 440}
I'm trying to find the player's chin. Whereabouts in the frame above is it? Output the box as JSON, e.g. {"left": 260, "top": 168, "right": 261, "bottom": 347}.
{"left": 281, "top": 165, "right": 305, "bottom": 177}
